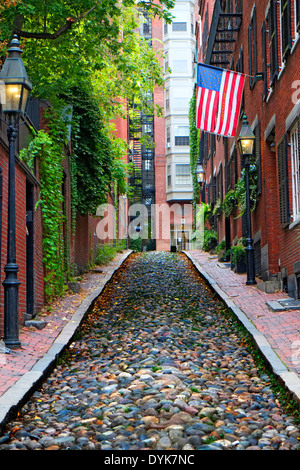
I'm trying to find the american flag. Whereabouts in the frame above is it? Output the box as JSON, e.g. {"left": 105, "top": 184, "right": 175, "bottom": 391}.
{"left": 195, "top": 63, "right": 245, "bottom": 138}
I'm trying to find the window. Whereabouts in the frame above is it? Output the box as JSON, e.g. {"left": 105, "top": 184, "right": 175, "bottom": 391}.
{"left": 175, "top": 136, "right": 190, "bottom": 146}
{"left": 172, "top": 22, "right": 187, "bottom": 32}
{"left": 165, "top": 89, "right": 169, "bottom": 110}
{"left": 167, "top": 165, "right": 172, "bottom": 187}
{"left": 266, "top": 0, "right": 294, "bottom": 89}
{"left": 291, "top": 121, "right": 300, "bottom": 220}
{"left": 277, "top": 134, "right": 290, "bottom": 226}
{"left": 281, "top": 0, "right": 292, "bottom": 60}
{"left": 248, "top": 6, "right": 257, "bottom": 88}
{"left": 165, "top": 52, "right": 169, "bottom": 72}
{"left": 175, "top": 164, "right": 191, "bottom": 185}
{"left": 261, "top": 21, "right": 270, "bottom": 100}
{"left": 166, "top": 127, "right": 171, "bottom": 148}
{"left": 268, "top": 0, "right": 279, "bottom": 85}
{"left": 144, "top": 159, "right": 152, "bottom": 171}
{"left": 174, "top": 126, "right": 189, "bottom": 146}
{"left": 172, "top": 59, "right": 188, "bottom": 73}
{"left": 173, "top": 88, "right": 189, "bottom": 108}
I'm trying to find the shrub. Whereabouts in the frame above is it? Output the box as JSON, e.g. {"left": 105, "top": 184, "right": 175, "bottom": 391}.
{"left": 202, "top": 229, "right": 218, "bottom": 252}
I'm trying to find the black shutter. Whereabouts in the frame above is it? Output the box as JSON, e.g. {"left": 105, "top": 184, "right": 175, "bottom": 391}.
{"left": 248, "top": 24, "right": 253, "bottom": 88}
{"left": 281, "top": 0, "right": 292, "bottom": 61}
{"left": 297, "top": 0, "right": 300, "bottom": 32}
{"left": 269, "top": 0, "right": 279, "bottom": 86}
{"left": 278, "top": 134, "right": 290, "bottom": 227}
{"left": 248, "top": 7, "right": 257, "bottom": 89}
{"left": 261, "top": 21, "right": 268, "bottom": 101}
{"left": 254, "top": 122, "right": 262, "bottom": 196}
{"left": 219, "top": 163, "right": 223, "bottom": 202}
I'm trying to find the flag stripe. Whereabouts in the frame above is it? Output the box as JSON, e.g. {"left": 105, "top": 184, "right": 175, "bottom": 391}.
{"left": 223, "top": 72, "right": 236, "bottom": 136}
{"left": 230, "top": 75, "right": 244, "bottom": 137}
{"left": 195, "top": 63, "right": 245, "bottom": 138}
{"left": 214, "top": 70, "right": 230, "bottom": 135}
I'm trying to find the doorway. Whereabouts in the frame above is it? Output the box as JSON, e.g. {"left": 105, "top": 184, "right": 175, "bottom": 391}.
{"left": 26, "top": 181, "right": 34, "bottom": 318}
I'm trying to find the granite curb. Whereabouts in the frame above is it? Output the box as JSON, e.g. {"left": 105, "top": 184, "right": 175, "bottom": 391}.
{"left": 183, "top": 250, "right": 300, "bottom": 408}
{"left": 0, "top": 250, "right": 132, "bottom": 433}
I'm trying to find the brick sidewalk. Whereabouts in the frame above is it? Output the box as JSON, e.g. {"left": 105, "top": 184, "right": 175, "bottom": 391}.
{"left": 187, "top": 250, "right": 300, "bottom": 377}
{"left": 0, "top": 251, "right": 131, "bottom": 399}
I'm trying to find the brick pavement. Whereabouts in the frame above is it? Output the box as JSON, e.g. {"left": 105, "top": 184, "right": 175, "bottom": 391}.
{"left": 186, "top": 250, "right": 300, "bottom": 377}
{"left": 0, "top": 250, "right": 131, "bottom": 430}
{"left": 1, "top": 248, "right": 300, "bottom": 430}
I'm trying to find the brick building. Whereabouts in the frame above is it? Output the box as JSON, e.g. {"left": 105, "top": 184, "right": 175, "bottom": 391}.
{"left": 196, "top": 0, "right": 300, "bottom": 298}
{"left": 0, "top": 94, "right": 114, "bottom": 337}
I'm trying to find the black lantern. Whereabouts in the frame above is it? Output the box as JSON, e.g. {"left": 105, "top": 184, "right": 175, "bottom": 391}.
{"left": 0, "top": 35, "right": 32, "bottom": 118}
{"left": 195, "top": 160, "right": 205, "bottom": 186}
{"left": 237, "top": 114, "right": 257, "bottom": 286}
{"left": 237, "top": 113, "right": 255, "bottom": 157}
{"left": 0, "top": 35, "right": 32, "bottom": 348}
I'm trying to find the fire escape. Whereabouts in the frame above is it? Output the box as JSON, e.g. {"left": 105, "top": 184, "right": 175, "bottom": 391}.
{"left": 128, "top": 11, "right": 155, "bottom": 249}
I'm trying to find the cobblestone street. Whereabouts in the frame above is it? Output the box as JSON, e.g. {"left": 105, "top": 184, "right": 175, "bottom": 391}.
{"left": 1, "top": 252, "right": 300, "bottom": 451}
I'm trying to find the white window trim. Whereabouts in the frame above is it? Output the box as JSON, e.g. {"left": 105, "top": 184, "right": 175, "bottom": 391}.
{"left": 290, "top": 122, "right": 300, "bottom": 223}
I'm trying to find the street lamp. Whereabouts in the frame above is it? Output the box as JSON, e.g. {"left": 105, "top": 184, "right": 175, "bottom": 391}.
{"left": 237, "top": 113, "right": 257, "bottom": 286}
{"left": 0, "top": 35, "right": 32, "bottom": 348}
{"left": 195, "top": 160, "right": 205, "bottom": 186}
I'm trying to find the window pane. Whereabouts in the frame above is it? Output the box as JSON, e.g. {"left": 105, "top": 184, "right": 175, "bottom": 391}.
{"left": 172, "top": 22, "right": 187, "bottom": 31}
{"left": 175, "top": 164, "right": 191, "bottom": 184}
{"left": 291, "top": 124, "right": 300, "bottom": 217}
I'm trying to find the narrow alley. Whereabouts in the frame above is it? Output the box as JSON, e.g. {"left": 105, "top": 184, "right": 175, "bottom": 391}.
{"left": 1, "top": 252, "right": 300, "bottom": 452}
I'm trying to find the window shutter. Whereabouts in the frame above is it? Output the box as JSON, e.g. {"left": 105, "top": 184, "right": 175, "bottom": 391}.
{"left": 248, "top": 24, "right": 253, "bottom": 88}
{"left": 297, "top": 0, "right": 300, "bottom": 32}
{"left": 219, "top": 163, "right": 223, "bottom": 202}
{"left": 261, "top": 21, "right": 269, "bottom": 101}
{"left": 277, "top": 134, "right": 290, "bottom": 227}
{"left": 248, "top": 7, "right": 257, "bottom": 89}
{"left": 269, "top": 0, "right": 279, "bottom": 86}
{"left": 254, "top": 122, "right": 262, "bottom": 196}
{"left": 281, "top": 0, "right": 292, "bottom": 60}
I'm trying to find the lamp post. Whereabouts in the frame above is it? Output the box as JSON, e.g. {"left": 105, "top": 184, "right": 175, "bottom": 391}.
{"left": 195, "top": 160, "right": 205, "bottom": 187}
{"left": 237, "top": 113, "right": 257, "bottom": 286}
{"left": 0, "top": 35, "right": 32, "bottom": 348}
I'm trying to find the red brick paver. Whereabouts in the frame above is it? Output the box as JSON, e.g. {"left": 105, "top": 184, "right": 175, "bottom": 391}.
{"left": 187, "top": 250, "right": 300, "bottom": 376}
{"left": 0, "top": 252, "right": 130, "bottom": 397}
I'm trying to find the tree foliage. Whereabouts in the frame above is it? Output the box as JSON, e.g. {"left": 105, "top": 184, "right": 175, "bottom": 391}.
{"left": 1, "top": 0, "right": 174, "bottom": 297}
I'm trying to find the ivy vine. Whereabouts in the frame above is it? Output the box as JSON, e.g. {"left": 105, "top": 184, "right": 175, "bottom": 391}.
{"left": 19, "top": 120, "right": 66, "bottom": 303}
{"left": 189, "top": 91, "right": 200, "bottom": 228}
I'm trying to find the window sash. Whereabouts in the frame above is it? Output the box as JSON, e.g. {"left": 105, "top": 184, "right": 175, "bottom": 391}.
{"left": 172, "top": 22, "right": 187, "bottom": 32}
{"left": 269, "top": 0, "right": 279, "bottom": 85}
{"left": 291, "top": 123, "right": 300, "bottom": 218}
{"left": 278, "top": 134, "right": 290, "bottom": 226}
{"left": 281, "top": 0, "right": 292, "bottom": 60}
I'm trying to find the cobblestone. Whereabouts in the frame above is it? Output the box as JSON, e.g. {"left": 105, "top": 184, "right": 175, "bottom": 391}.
{"left": 1, "top": 252, "right": 300, "bottom": 451}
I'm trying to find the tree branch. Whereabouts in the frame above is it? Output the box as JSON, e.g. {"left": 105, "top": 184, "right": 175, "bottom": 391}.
{"left": 13, "top": 2, "right": 99, "bottom": 40}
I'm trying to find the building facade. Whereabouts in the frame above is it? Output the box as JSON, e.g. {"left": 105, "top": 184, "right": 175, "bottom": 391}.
{"left": 151, "top": 0, "right": 197, "bottom": 251}
{"left": 196, "top": 0, "right": 300, "bottom": 298}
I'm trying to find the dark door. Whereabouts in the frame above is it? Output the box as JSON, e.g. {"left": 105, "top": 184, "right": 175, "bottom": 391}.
{"left": 26, "top": 181, "right": 34, "bottom": 317}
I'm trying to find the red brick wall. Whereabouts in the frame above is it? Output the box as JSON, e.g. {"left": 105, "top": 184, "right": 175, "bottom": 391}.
{"left": 152, "top": 15, "right": 169, "bottom": 251}
{"left": 199, "top": 0, "right": 300, "bottom": 291}
{"left": 0, "top": 142, "right": 28, "bottom": 333}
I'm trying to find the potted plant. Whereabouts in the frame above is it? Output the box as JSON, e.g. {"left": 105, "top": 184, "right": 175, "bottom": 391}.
{"left": 213, "top": 198, "right": 223, "bottom": 218}
{"left": 216, "top": 240, "right": 226, "bottom": 261}
{"left": 202, "top": 228, "right": 218, "bottom": 252}
{"left": 230, "top": 242, "right": 246, "bottom": 273}
{"left": 222, "top": 189, "right": 237, "bottom": 218}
